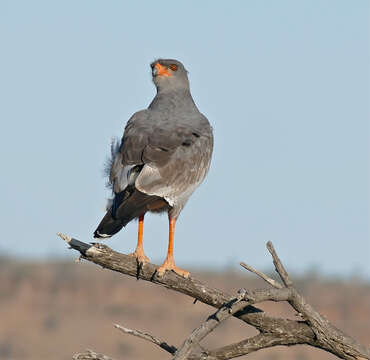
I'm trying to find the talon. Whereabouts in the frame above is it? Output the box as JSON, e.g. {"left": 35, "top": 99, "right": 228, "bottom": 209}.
{"left": 157, "top": 259, "right": 190, "bottom": 278}
{"left": 129, "top": 251, "right": 150, "bottom": 265}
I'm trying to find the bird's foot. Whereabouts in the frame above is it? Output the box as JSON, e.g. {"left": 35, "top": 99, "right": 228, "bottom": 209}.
{"left": 157, "top": 258, "right": 190, "bottom": 278}
{"left": 129, "top": 249, "right": 150, "bottom": 265}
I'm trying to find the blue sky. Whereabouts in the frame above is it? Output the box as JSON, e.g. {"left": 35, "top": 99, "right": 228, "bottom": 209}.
{"left": 0, "top": 0, "right": 369, "bottom": 278}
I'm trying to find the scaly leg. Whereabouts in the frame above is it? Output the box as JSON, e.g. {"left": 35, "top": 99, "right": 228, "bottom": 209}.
{"left": 129, "top": 214, "right": 150, "bottom": 264}
{"left": 157, "top": 215, "right": 190, "bottom": 278}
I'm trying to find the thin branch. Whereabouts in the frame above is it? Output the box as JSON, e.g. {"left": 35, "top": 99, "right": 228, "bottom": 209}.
{"left": 114, "top": 324, "right": 177, "bottom": 354}
{"left": 202, "top": 333, "right": 307, "bottom": 360}
{"left": 240, "top": 262, "right": 283, "bottom": 289}
{"left": 266, "top": 241, "right": 293, "bottom": 287}
{"left": 174, "top": 292, "right": 248, "bottom": 360}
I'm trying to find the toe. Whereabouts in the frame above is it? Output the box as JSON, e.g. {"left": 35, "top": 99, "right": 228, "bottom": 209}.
{"left": 157, "top": 262, "right": 190, "bottom": 278}
{"left": 129, "top": 251, "right": 150, "bottom": 265}
{"left": 174, "top": 267, "right": 190, "bottom": 278}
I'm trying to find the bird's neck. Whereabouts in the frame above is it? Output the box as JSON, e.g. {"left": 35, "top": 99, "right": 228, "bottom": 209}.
{"left": 149, "top": 89, "right": 198, "bottom": 113}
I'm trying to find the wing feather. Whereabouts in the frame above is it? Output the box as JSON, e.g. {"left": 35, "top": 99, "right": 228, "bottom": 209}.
{"left": 108, "top": 109, "right": 213, "bottom": 204}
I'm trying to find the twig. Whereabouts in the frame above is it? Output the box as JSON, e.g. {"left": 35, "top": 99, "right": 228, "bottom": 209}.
{"left": 240, "top": 262, "right": 283, "bottom": 289}
{"left": 114, "top": 324, "right": 177, "bottom": 354}
{"left": 266, "top": 241, "right": 292, "bottom": 287}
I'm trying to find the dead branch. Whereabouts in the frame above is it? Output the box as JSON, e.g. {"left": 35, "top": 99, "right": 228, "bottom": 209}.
{"left": 114, "top": 324, "right": 177, "bottom": 355}
{"left": 265, "top": 241, "right": 368, "bottom": 360}
{"left": 240, "top": 262, "right": 283, "bottom": 289}
{"left": 173, "top": 290, "right": 248, "bottom": 360}
{"left": 58, "top": 233, "right": 370, "bottom": 360}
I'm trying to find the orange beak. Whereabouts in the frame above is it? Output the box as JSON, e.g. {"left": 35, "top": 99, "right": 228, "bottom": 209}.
{"left": 154, "top": 63, "right": 172, "bottom": 77}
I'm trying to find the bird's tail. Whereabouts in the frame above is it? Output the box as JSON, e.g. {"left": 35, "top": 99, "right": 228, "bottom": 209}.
{"left": 93, "top": 188, "right": 167, "bottom": 239}
{"left": 93, "top": 209, "right": 123, "bottom": 238}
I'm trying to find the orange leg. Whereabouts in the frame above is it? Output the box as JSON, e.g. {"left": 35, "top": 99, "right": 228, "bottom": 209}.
{"left": 129, "top": 214, "right": 150, "bottom": 264}
{"left": 157, "top": 215, "right": 190, "bottom": 278}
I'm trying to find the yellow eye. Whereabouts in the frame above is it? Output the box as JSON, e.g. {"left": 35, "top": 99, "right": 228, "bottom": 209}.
{"left": 169, "top": 64, "right": 178, "bottom": 71}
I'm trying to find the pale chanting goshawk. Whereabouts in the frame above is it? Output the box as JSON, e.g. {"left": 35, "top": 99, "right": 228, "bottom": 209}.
{"left": 94, "top": 59, "right": 213, "bottom": 278}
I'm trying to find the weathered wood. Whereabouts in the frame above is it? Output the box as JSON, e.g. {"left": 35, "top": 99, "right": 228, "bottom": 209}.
{"left": 58, "top": 234, "right": 370, "bottom": 360}
{"left": 58, "top": 235, "right": 311, "bottom": 335}
{"left": 266, "top": 241, "right": 370, "bottom": 360}
{"left": 115, "top": 324, "right": 177, "bottom": 355}
{"left": 174, "top": 291, "right": 248, "bottom": 360}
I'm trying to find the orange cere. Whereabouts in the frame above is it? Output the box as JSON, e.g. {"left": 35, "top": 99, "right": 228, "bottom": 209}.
{"left": 155, "top": 62, "right": 172, "bottom": 77}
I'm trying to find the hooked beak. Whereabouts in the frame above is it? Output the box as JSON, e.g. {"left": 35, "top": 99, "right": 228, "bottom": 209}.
{"left": 152, "top": 63, "right": 172, "bottom": 77}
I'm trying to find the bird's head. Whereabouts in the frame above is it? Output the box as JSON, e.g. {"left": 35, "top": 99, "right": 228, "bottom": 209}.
{"left": 151, "top": 59, "right": 189, "bottom": 93}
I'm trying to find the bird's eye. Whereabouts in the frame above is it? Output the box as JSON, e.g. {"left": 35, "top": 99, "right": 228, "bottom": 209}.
{"left": 169, "top": 64, "right": 178, "bottom": 71}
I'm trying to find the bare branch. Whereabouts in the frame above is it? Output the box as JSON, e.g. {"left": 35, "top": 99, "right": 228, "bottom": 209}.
{"left": 266, "top": 241, "right": 293, "bottom": 287}
{"left": 203, "top": 333, "right": 307, "bottom": 360}
{"left": 56, "top": 234, "right": 302, "bottom": 335}
{"left": 114, "top": 324, "right": 177, "bottom": 354}
{"left": 59, "top": 234, "right": 370, "bottom": 360}
{"left": 174, "top": 292, "right": 248, "bottom": 360}
{"left": 58, "top": 233, "right": 92, "bottom": 255}
{"left": 242, "top": 287, "right": 291, "bottom": 303}
{"left": 264, "top": 241, "right": 370, "bottom": 360}
{"left": 240, "top": 262, "right": 283, "bottom": 289}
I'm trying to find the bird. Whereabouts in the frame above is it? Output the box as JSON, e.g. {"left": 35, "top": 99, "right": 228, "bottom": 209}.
{"left": 93, "top": 59, "right": 213, "bottom": 278}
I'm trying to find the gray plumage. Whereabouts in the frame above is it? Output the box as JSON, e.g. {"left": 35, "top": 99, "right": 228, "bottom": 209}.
{"left": 94, "top": 59, "right": 213, "bottom": 238}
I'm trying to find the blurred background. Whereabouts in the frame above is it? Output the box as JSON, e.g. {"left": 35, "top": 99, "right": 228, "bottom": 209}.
{"left": 0, "top": 1, "right": 369, "bottom": 359}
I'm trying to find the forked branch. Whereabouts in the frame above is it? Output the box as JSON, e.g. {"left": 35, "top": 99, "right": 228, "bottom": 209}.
{"left": 58, "top": 233, "right": 370, "bottom": 360}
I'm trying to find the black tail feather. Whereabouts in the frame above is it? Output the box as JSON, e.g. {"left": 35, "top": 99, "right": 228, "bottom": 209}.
{"left": 93, "top": 189, "right": 168, "bottom": 238}
{"left": 93, "top": 209, "right": 124, "bottom": 238}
